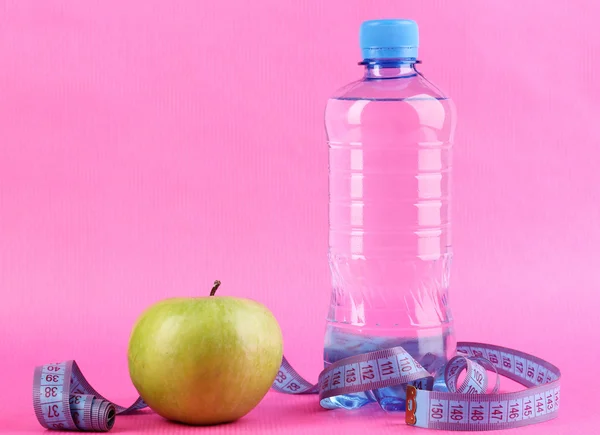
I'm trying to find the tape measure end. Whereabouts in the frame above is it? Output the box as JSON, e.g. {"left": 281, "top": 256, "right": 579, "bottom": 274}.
{"left": 405, "top": 385, "right": 417, "bottom": 426}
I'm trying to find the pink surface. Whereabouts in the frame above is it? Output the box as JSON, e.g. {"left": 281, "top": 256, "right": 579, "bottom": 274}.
{"left": 1, "top": 0, "right": 599, "bottom": 433}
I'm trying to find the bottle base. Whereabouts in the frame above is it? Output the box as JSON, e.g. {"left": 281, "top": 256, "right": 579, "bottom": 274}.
{"left": 323, "top": 324, "right": 455, "bottom": 412}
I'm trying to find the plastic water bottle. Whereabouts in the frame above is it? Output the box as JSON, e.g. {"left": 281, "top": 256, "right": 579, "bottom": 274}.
{"left": 324, "top": 19, "right": 457, "bottom": 411}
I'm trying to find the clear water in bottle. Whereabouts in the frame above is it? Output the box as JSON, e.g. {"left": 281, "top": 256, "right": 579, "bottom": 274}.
{"left": 324, "top": 19, "right": 457, "bottom": 412}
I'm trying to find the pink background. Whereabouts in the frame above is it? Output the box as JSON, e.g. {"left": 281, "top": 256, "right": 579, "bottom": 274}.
{"left": 1, "top": 0, "right": 599, "bottom": 433}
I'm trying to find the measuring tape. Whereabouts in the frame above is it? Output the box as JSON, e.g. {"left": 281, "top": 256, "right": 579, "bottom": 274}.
{"left": 33, "top": 361, "right": 147, "bottom": 431}
{"left": 33, "top": 341, "right": 560, "bottom": 432}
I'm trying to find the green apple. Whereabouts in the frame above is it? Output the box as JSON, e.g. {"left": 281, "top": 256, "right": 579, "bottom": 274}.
{"left": 128, "top": 280, "right": 283, "bottom": 425}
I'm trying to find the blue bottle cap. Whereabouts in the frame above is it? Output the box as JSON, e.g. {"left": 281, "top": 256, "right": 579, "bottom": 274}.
{"left": 360, "top": 19, "right": 419, "bottom": 60}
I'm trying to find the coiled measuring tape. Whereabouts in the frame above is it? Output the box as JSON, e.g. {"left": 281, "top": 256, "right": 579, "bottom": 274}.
{"left": 33, "top": 362, "right": 147, "bottom": 431}
{"left": 33, "top": 341, "right": 560, "bottom": 432}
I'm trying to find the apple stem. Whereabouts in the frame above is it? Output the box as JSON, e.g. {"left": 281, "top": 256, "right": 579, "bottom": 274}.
{"left": 210, "top": 280, "right": 221, "bottom": 296}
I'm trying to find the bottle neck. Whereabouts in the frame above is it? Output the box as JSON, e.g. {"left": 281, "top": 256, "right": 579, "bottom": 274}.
{"left": 362, "top": 59, "right": 419, "bottom": 79}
